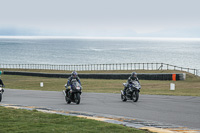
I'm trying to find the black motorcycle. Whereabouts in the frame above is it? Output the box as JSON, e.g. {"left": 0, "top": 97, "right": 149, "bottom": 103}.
{"left": 63, "top": 79, "right": 82, "bottom": 104}
{"left": 121, "top": 81, "right": 141, "bottom": 102}
{"left": 0, "top": 85, "right": 4, "bottom": 102}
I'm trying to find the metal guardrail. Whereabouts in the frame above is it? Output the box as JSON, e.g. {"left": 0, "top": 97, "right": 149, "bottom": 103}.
{"left": 3, "top": 71, "right": 186, "bottom": 80}
{"left": 0, "top": 63, "right": 199, "bottom": 76}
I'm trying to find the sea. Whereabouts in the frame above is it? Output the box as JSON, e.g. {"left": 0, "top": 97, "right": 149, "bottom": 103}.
{"left": 0, "top": 36, "right": 200, "bottom": 70}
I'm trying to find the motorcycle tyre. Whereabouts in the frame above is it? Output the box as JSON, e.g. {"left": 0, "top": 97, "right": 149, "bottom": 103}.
{"left": 133, "top": 91, "right": 139, "bottom": 102}
{"left": 121, "top": 93, "right": 127, "bottom": 102}
{"left": 75, "top": 93, "right": 80, "bottom": 104}
{"left": 0, "top": 93, "right": 2, "bottom": 102}
{"left": 65, "top": 95, "right": 71, "bottom": 104}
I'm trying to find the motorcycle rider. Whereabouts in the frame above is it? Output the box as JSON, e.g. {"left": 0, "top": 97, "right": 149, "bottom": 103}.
{"left": 65, "top": 71, "right": 81, "bottom": 95}
{"left": 123, "top": 72, "right": 140, "bottom": 95}
{"left": 0, "top": 78, "right": 5, "bottom": 92}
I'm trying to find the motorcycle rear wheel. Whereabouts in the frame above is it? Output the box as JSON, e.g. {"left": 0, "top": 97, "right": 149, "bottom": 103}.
{"left": 65, "top": 95, "right": 71, "bottom": 104}
{"left": 121, "top": 93, "right": 127, "bottom": 102}
{"left": 67, "top": 100, "right": 71, "bottom": 104}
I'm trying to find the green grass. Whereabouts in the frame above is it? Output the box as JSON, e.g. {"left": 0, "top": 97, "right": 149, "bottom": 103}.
{"left": 0, "top": 106, "right": 148, "bottom": 133}
{"left": 1, "top": 69, "right": 200, "bottom": 96}
{"left": 1, "top": 74, "right": 200, "bottom": 96}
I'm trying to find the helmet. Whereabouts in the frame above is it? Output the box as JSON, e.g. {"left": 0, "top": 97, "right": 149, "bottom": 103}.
{"left": 71, "top": 71, "right": 78, "bottom": 77}
{"left": 131, "top": 72, "right": 137, "bottom": 77}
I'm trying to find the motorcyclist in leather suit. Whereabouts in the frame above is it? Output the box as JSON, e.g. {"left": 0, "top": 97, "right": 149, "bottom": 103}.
{"left": 123, "top": 72, "right": 140, "bottom": 95}
{"left": 0, "top": 78, "right": 5, "bottom": 92}
{"left": 65, "top": 71, "right": 81, "bottom": 94}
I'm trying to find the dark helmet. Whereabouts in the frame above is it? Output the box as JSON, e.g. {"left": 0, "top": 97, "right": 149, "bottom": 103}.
{"left": 71, "top": 71, "right": 78, "bottom": 77}
{"left": 131, "top": 72, "right": 137, "bottom": 77}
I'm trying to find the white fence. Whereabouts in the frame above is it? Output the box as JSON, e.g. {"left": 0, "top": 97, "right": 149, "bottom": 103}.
{"left": 0, "top": 63, "right": 199, "bottom": 76}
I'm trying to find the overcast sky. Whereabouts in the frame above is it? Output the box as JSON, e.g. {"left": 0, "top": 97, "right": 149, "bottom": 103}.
{"left": 0, "top": 0, "right": 200, "bottom": 37}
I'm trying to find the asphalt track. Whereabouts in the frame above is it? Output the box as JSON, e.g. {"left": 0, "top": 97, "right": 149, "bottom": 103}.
{"left": 1, "top": 89, "right": 200, "bottom": 129}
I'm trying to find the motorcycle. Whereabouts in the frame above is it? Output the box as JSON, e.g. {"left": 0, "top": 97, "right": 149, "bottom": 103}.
{"left": 63, "top": 79, "right": 82, "bottom": 104}
{"left": 121, "top": 81, "right": 141, "bottom": 102}
{"left": 0, "top": 85, "right": 4, "bottom": 102}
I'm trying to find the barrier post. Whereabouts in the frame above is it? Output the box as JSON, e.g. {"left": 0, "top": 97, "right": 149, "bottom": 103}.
{"left": 170, "top": 83, "right": 175, "bottom": 90}
{"left": 172, "top": 74, "right": 176, "bottom": 81}
{"left": 40, "top": 82, "right": 44, "bottom": 87}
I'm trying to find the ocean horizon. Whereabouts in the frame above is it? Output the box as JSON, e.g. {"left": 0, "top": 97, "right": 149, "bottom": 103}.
{"left": 1, "top": 36, "right": 200, "bottom": 40}
{"left": 0, "top": 36, "right": 200, "bottom": 69}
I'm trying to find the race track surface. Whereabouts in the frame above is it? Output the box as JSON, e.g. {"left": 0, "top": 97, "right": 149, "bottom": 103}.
{"left": 1, "top": 89, "right": 200, "bottom": 129}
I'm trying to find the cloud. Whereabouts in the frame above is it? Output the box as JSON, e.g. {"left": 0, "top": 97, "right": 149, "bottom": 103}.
{"left": 0, "top": 0, "right": 200, "bottom": 37}
{"left": 0, "top": 27, "right": 38, "bottom": 36}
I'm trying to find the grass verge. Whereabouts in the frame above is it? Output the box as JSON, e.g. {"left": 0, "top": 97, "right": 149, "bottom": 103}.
{"left": 1, "top": 73, "right": 200, "bottom": 96}
{"left": 0, "top": 106, "right": 149, "bottom": 133}
{"left": 1, "top": 69, "right": 200, "bottom": 96}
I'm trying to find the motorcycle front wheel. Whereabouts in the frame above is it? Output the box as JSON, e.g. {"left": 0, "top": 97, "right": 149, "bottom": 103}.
{"left": 75, "top": 93, "right": 80, "bottom": 104}
{"left": 0, "top": 93, "right": 2, "bottom": 102}
{"left": 132, "top": 91, "right": 139, "bottom": 102}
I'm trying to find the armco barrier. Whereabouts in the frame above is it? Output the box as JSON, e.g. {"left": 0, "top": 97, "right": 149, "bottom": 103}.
{"left": 3, "top": 71, "right": 186, "bottom": 80}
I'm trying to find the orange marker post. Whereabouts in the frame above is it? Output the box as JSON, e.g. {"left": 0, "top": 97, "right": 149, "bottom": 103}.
{"left": 172, "top": 74, "right": 176, "bottom": 81}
